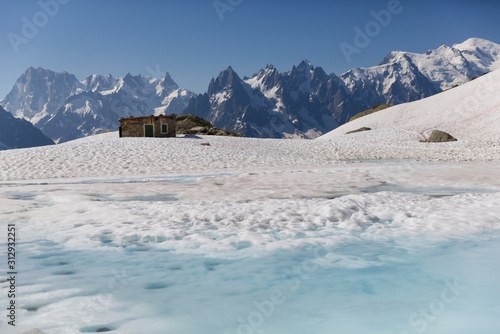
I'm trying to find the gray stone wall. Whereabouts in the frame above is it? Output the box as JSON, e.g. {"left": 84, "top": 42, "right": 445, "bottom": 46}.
{"left": 119, "top": 116, "right": 176, "bottom": 138}
{"left": 121, "top": 122, "right": 145, "bottom": 137}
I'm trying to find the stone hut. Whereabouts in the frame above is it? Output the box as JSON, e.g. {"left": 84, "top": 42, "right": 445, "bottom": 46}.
{"left": 119, "top": 114, "right": 176, "bottom": 138}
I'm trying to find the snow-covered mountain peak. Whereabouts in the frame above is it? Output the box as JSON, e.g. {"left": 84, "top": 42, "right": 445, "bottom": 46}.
{"left": 434, "top": 43, "right": 452, "bottom": 52}
{"left": 290, "top": 60, "right": 315, "bottom": 76}
{"left": 22, "top": 66, "right": 80, "bottom": 84}
{"left": 379, "top": 50, "right": 415, "bottom": 66}
{"left": 311, "top": 66, "right": 328, "bottom": 79}
{"left": 223, "top": 66, "right": 238, "bottom": 78}
{"left": 162, "top": 72, "right": 177, "bottom": 87}
{"left": 352, "top": 38, "right": 500, "bottom": 95}
{"left": 208, "top": 66, "right": 243, "bottom": 96}
{"left": 260, "top": 64, "right": 278, "bottom": 76}
{"left": 453, "top": 37, "right": 500, "bottom": 71}
{"left": 245, "top": 65, "right": 280, "bottom": 92}
{"left": 122, "top": 73, "right": 147, "bottom": 87}
{"left": 1, "top": 66, "right": 84, "bottom": 121}
{"left": 297, "top": 59, "right": 313, "bottom": 69}
{"left": 83, "top": 74, "right": 117, "bottom": 92}
{"left": 24, "top": 66, "right": 55, "bottom": 77}
{"left": 285, "top": 60, "right": 325, "bottom": 93}
{"left": 155, "top": 72, "right": 179, "bottom": 96}
{"left": 454, "top": 37, "right": 498, "bottom": 51}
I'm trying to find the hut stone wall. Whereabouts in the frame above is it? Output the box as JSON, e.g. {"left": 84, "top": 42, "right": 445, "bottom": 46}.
{"left": 119, "top": 115, "right": 176, "bottom": 138}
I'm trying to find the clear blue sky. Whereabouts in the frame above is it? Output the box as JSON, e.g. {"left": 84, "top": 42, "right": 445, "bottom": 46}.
{"left": 1, "top": 0, "right": 499, "bottom": 98}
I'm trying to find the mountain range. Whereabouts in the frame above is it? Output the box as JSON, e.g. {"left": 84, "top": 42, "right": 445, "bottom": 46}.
{"left": 1, "top": 37, "right": 499, "bottom": 146}
{"left": 184, "top": 37, "right": 499, "bottom": 138}
{"left": 320, "top": 63, "right": 500, "bottom": 142}
{"left": 1, "top": 68, "right": 193, "bottom": 143}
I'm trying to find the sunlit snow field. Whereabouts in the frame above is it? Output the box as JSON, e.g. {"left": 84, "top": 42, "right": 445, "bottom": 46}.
{"left": 1, "top": 153, "right": 500, "bottom": 333}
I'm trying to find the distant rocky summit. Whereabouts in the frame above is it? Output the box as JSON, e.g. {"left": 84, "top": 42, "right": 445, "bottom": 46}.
{"left": 176, "top": 114, "right": 243, "bottom": 137}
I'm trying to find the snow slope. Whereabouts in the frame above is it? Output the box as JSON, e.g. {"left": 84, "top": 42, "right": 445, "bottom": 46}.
{"left": 320, "top": 68, "right": 500, "bottom": 141}
{"left": 1, "top": 130, "right": 500, "bottom": 182}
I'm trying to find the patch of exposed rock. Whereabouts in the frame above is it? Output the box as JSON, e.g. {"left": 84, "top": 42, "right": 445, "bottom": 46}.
{"left": 348, "top": 104, "right": 394, "bottom": 122}
{"left": 346, "top": 127, "right": 372, "bottom": 135}
{"left": 176, "top": 114, "right": 243, "bottom": 137}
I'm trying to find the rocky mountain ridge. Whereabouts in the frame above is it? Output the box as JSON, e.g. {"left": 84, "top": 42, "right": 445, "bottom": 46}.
{"left": 0, "top": 105, "right": 54, "bottom": 150}
{"left": 1, "top": 38, "right": 499, "bottom": 143}
{"left": 1, "top": 68, "right": 194, "bottom": 143}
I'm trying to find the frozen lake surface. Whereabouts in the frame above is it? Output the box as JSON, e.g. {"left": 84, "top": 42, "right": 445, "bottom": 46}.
{"left": 1, "top": 160, "right": 500, "bottom": 334}
{"left": 5, "top": 232, "right": 500, "bottom": 334}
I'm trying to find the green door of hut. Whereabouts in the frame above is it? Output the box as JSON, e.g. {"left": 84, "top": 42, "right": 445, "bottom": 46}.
{"left": 145, "top": 124, "right": 154, "bottom": 137}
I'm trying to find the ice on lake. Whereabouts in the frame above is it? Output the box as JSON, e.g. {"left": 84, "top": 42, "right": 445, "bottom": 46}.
{"left": 1, "top": 161, "right": 500, "bottom": 334}
{"left": 3, "top": 232, "right": 500, "bottom": 334}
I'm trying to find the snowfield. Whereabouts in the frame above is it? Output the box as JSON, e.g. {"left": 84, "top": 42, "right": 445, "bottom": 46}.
{"left": 0, "top": 128, "right": 499, "bottom": 182}
{"left": 1, "top": 70, "right": 500, "bottom": 334}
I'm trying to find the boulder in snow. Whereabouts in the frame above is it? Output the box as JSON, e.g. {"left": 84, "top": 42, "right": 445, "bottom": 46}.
{"left": 346, "top": 127, "right": 372, "bottom": 135}
{"left": 421, "top": 130, "right": 457, "bottom": 142}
